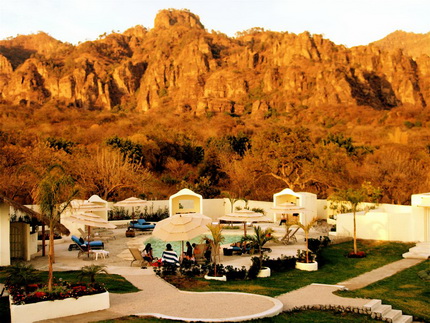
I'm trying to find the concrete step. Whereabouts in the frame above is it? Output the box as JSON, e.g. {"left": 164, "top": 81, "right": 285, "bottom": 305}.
{"left": 402, "top": 252, "right": 430, "bottom": 259}
{"left": 402, "top": 242, "right": 430, "bottom": 259}
{"left": 393, "top": 314, "right": 413, "bottom": 323}
{"left": 364, "top": 299, "right": 381, "bottom": 311}
{"left": 373, "top": 304, "right": 392, "bottom": 318}
{"left": 383, "top": 309, "right": 402, "bottom": 322}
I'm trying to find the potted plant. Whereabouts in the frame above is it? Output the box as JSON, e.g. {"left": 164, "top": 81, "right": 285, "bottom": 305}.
{"left": 203, "top": 224, "right": 227, "bottom": 281}
{"left": 245, "top": 226, "right": 277, "bottom": 277}
{"left": 293, "top": 218, "right": 319, "bottom": 271}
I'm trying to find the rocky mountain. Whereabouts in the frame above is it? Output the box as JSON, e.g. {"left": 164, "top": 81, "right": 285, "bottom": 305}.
{"left": 0, "top": 9, "right": 428, "bottom": 115}
{"left": 372, "top": 30, "right": 430, "bottom": 58}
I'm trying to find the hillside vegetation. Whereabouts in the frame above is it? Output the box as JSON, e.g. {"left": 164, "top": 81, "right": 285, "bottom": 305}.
{"left": 0, "top": 9, "right": 429, "bottom": 204}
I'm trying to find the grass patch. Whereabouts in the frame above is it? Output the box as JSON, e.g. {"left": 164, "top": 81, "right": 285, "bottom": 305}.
{"left": 174, "top": 240, "right": 414, "bottom": 297}
{"left": 340, "top": 259, "right": 430, "bottom": 321}
{"left": 98, "top": 310, "right": 377, "bottom": 322}
{"left": 0, "top": 269, "right": 139, "bottom": 294}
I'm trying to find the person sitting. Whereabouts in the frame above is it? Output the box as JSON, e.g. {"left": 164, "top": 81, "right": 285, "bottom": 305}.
{"left": 141, "top": 243, "right": 154, "bottom": 263}
{"left": 161, "top": 243, "right": 180, "bottom": 267}
{"left": 183, "top": 241, "right": 193, "bottom": 260}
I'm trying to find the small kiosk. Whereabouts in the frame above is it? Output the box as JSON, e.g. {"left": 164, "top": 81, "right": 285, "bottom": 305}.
{"left": 169, "top": 189, "right": 203, "bottom": 216}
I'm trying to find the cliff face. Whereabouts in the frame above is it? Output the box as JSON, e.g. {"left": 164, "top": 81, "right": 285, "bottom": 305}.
{"left": 0, "top": 9, "right": 428, "bottom": 114}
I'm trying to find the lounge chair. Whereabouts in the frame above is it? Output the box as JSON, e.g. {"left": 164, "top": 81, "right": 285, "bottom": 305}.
{"left": 128, "top": 219, "right": 155, "bottom": 231}
{"left": 129, "top": 248, "right": 148, "bottom": 267}
{"left": 281, "top": 225, "right": 299, "bottom": 245}
{"left": 193, "top": 243, "right": 208, "bottom": 264}
{"left": 70, "top": 235, "right": 105, "bottom": 257}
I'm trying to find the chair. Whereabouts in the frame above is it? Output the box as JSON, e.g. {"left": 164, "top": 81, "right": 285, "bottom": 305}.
{"left": 129, "top": 248, "right": 148, "bottom": 267}
{"left": 193, "top": 244, "right": 208, "bottom": 264}
{"left": 281, "top": 225, "right": 299, "bottom": 245}
{"left": 78, "top": 228, "right": 87, "bottom": 238}
{"left": 71, "top": 235, "right": 104, "bottom": 258}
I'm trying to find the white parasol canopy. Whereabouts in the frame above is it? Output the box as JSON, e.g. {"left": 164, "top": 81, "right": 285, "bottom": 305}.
{"left": 219, "top": 209, "right": 272, "bottom": 236}
{"left": 113, "top": 197, "right": 148, "bottom": 220}
{"left": 152, "top": 213, "right": 211, "bottom": 242}
{"left": 68, "top": 212, "right": 116, "bottom": 229}
{"left": 152, "top": 213, "right": 211, "bottom": 257}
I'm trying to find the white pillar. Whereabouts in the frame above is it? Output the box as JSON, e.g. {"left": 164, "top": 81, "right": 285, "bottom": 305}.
{"left": 0, "top": 203, "right": 11, "bottom": 266}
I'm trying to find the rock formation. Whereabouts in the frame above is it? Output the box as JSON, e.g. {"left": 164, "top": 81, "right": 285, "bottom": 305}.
{"left": 0, "top": 9, "right": 428, "bottom": 114}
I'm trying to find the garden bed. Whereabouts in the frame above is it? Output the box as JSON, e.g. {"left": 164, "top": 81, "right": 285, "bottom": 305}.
{"left": 9, "top": 291, "right": 109, "bottom": 323}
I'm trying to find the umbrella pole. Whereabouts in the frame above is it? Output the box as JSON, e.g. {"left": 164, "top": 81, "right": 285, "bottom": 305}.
{"left": 244, "top": 222, "right": 247, "bottom": 237}
{"left": 87, "top": 226, "right": 91, "bottom": 258}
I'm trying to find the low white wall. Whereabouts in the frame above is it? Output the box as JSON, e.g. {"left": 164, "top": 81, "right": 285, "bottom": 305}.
{"left": 10, "top": 291, "right": 110, "bottom": 323}
{"left": 336, "top": 204, "right": 426, "bottom": 242}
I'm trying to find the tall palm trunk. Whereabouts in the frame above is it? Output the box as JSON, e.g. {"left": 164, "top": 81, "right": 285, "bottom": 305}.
{"left": 305, "top": 229, "right": 309, "bottom": 263}
{"left": 47, "top": 219, "right": 55, "bottom": 291}
{"left": 353, "top": 208, "right": 357, "bottom": 254}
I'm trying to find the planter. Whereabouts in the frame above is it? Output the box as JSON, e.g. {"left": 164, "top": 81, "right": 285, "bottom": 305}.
{"left": 10, "top": 291, "right": 109, "bottom": 323}
{"left": 257, "top": 266, "right": 271, "bottom": 278}
{"left": 204, "top": 274, "right": 227, "bottom": 281}
{"left": 296, "top": 261, "right": 318, "bottom": 271}
{"left": 125, "top": 228, "right": 135, "bottom": 237}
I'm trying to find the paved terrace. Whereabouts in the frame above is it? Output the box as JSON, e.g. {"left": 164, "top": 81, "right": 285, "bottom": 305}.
{"left": 18, "top": 225, "right": 422, "bottom": 322}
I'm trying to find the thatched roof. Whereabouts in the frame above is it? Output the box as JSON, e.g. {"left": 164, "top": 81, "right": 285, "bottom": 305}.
{"left": 0, "top": 194, "right": 70, "bottom": 235}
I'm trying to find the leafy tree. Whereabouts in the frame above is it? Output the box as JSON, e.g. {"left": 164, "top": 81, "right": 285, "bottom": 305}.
{"left": 322, "top": 133, "right": 373, "bottom": 158}
{"left": 33, "top": 165, "right": 78, "bottom": 291}
{"left": 328, "top": 183, "right": 381, "bottom": 254}
{"left": 251, "top": 126, "right": 317, "bottom": 190}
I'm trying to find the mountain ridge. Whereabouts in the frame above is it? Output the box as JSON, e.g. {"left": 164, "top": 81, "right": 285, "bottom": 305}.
{"left": 0, "top": 9, "right": 428, "bottom": 115}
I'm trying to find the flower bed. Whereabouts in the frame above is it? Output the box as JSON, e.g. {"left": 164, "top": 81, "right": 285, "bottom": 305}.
{"left": 9, "top": 291, "right": 109, "bottom": 323}
{"left": 8, "top": 282, "right": 106, "bottom": 305}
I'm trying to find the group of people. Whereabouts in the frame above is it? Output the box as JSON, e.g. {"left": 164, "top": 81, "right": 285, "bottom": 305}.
{"left": 141, "top": 241, "right": 209, "bottom": 267}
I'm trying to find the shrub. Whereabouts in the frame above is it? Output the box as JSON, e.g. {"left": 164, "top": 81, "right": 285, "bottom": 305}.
{"left": 247, "top": 257, "right": 260, "bottom": 279}
{"left": 224, "top": 265, "right": 247, "bottom": 280}
{"left": 262, "top": 255, "right": 296, "bottom": 273}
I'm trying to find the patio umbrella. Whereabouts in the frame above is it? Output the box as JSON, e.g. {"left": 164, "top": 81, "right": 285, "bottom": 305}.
{"left": 219, "top": 209, "right": 272, "bottom": 236}
{"left": 152, "top": 213, "right": 212, "bottom": 256}
{"left": 68, "top": 212, "right": 116, "bottom": 256}
{"left": 271, "top": 203, "right": 305, "bottom": 223}
{"left": 113, "top": 197, "right": 148, "bottom": 221}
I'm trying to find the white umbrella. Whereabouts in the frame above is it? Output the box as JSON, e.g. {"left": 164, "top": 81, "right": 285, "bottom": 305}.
{"left": 219, "top": 209, "right": 272, "bottom": 236}
{"left": 68, "top": 212, "right": 116, "bottom": 255}
{"left": 152, "top": 213, "right": 212, "bottom": 256}
{"left": 113, "top": 197, "right": 148, "bottom": 220}
{"left": 271, "top": 203, "right": 305, "bottom": 224}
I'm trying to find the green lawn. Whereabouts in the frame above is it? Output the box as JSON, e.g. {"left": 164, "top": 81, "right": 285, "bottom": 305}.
{"left": 176, "top": 240, "right": 414, "bottom": 297}
{"left": 99, "top": 310, "right": 378, "bottom": 322}
{"left": 340, "top": 259, "right": 430, "bottom": 321}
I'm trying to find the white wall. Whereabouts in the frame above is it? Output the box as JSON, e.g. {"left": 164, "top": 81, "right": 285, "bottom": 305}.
{"left": 336, "top": 204, "right": 427, "bottom": 242}
{"left": 0, "top": 203, "right": 10, "bottom": 266}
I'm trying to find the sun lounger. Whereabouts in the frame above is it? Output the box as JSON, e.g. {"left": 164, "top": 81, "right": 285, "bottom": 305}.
{"left": 281, "top": 225, "right": 299, "bottom": 245}
{"left": 129, "top": 248, "right": 149, "bottom": 267}
{"left": 193, "top": 243, "right": 208, "bottom": 264}
{"left": 128, "top": 219, "right": 155, "bottom": 231}
{"left": 70, "top": 235, "right": 105, "bottom": 257}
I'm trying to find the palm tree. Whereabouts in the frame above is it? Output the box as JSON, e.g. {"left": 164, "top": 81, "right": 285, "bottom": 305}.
{"left": 246, "top": 226, "right": 277, "bottom": 272}
{"left": 78, "top": 264, "right": 108, "bottom": 284}
{"left": 291, "top": 218, "right": 318, "bottom": 263}
{"left": 203, "top": 224, "right": 225, "bottom": 277}
{"left": 33, "top": 165, "right": 78, "bottom": 291}
{"left": 329, "top": 183, "right": 381, "bottom": 254}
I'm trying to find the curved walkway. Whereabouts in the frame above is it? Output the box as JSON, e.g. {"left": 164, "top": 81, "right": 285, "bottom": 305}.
{"left": 39, "top": 266, "right": 283, "bottom": 323}
{"left": 38, "top": 258, "right": 423, "bottom": 323}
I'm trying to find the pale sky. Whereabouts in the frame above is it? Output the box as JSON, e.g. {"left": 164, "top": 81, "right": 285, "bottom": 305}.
{"left": 0, "top": 0, "right": 429, "bottom": 47}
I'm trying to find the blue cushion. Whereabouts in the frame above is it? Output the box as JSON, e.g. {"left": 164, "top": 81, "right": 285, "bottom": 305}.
{"left": 137, "top": 219, "right": 147, "bottom": 225}
{"left": 71, "top": 235, "right": 103, "bottom": 247}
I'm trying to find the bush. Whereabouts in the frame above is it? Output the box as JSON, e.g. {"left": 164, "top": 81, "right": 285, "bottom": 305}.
{"left": 307, "top": 236, "right": 331, "bottom": 266}
{"left": 247, "top": 257, "right": 260, "bottom": 279}
{"left": 224, "top": 265, "right": 247, "bottom": 280}
{"left": 262, "top": 255, "right": 296, "bottom": 273}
